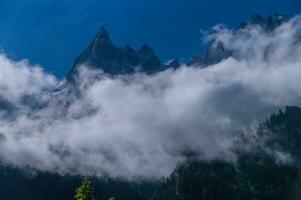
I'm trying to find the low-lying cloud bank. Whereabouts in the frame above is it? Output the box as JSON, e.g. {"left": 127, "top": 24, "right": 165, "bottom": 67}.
{"left": 0, "top": 16, "right": 301, "bottom": 180}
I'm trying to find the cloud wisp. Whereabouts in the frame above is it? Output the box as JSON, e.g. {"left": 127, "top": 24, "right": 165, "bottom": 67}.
{"left": 0, "top": 16, "right": 301, "bottom": 180}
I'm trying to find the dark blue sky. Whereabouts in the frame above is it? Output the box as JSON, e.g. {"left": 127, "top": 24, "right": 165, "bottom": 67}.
{"left": 0, "top": 0, "right": 300, "bottom": 77}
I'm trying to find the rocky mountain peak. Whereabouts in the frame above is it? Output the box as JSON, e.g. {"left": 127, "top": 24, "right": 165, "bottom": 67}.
{"left": 68, "top": 27, "right": 163, "bottom": 80}
{"left": 90, "top": 26, "right": 113, "bottom": 56}
{"left": 94, "top": 26, "right": 112, "bottom": 45}
{"left": 137, "top": 44, "right": 162, "bottom": 73}
{"left": 138, "top": 44, "right": 153, "bottom": 54}
{"left": 68, "top": 13, "right": 290, "bottom": 81}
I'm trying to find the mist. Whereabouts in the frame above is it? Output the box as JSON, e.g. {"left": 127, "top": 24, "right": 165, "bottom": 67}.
{"left": 0, "top": 16, "right": 301, "bottom": 180}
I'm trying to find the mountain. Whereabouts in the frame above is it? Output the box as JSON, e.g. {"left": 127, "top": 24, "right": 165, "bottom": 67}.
{"left": 204, "top": 13, "right": 289, "bottom": 65}
{"left": 66, "top": 26, "right": 210, "bottom": 82}
{"left": 68, "top": 27, "right": 163, "bottom": 81}
{"left": 67, "top": 13, "right": 290, "bottom": 81}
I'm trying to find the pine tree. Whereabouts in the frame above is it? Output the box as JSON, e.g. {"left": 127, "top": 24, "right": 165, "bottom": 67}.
{"left": 74, "top": 178, "right": 94, "bottom": 200}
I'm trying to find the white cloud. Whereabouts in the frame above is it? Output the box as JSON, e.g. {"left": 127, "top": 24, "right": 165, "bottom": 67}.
{"left": 0, "top": 54, "right": 56, "bottom": 103}
{"left": 0, "top": 16, "right": 301, "bottom": 180}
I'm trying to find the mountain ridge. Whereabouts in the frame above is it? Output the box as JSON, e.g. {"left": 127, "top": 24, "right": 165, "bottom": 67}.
{"left": 67, "top": 13, "right": 290, "bottom": 82}
{"left": 68, "top": 26, "right": 163, "bottom": 81}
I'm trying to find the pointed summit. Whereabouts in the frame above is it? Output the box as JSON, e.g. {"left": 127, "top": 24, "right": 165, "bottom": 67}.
{"left": 138, "top": 43, "right": 154, "bottom": 54}
{"left": 137, "top": 43, "right": 161, "bottom": 73}
{"left": 68, "top": 29, "right": 163, "bottom": 81}
{"left": 90, "top": 26, "right": 113, "bottom": 54}
{"left": 94, "top": 26, "right": 112, "bottom": 44}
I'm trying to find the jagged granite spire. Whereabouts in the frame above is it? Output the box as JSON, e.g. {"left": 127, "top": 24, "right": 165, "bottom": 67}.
{"left": 91, "top": 26, "right": 112, "bottom": 53}
{"left": 137, "top": 44, "right": 162, "bottom": 73}
{"left": 67, "top": 27, "right": 163, "bottom": 81}
{"left": 95, "top": 26, "right": 111, "bottom": 43}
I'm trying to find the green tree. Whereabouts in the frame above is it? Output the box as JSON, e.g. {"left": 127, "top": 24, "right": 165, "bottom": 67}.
{"left": 74, "top": 178, "right": 94, "bottom": 200}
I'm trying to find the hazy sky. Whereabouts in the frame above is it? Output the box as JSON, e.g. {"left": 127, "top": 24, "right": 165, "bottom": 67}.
{"left": 0, "top": 0, "right": 300, "bottom": 77}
